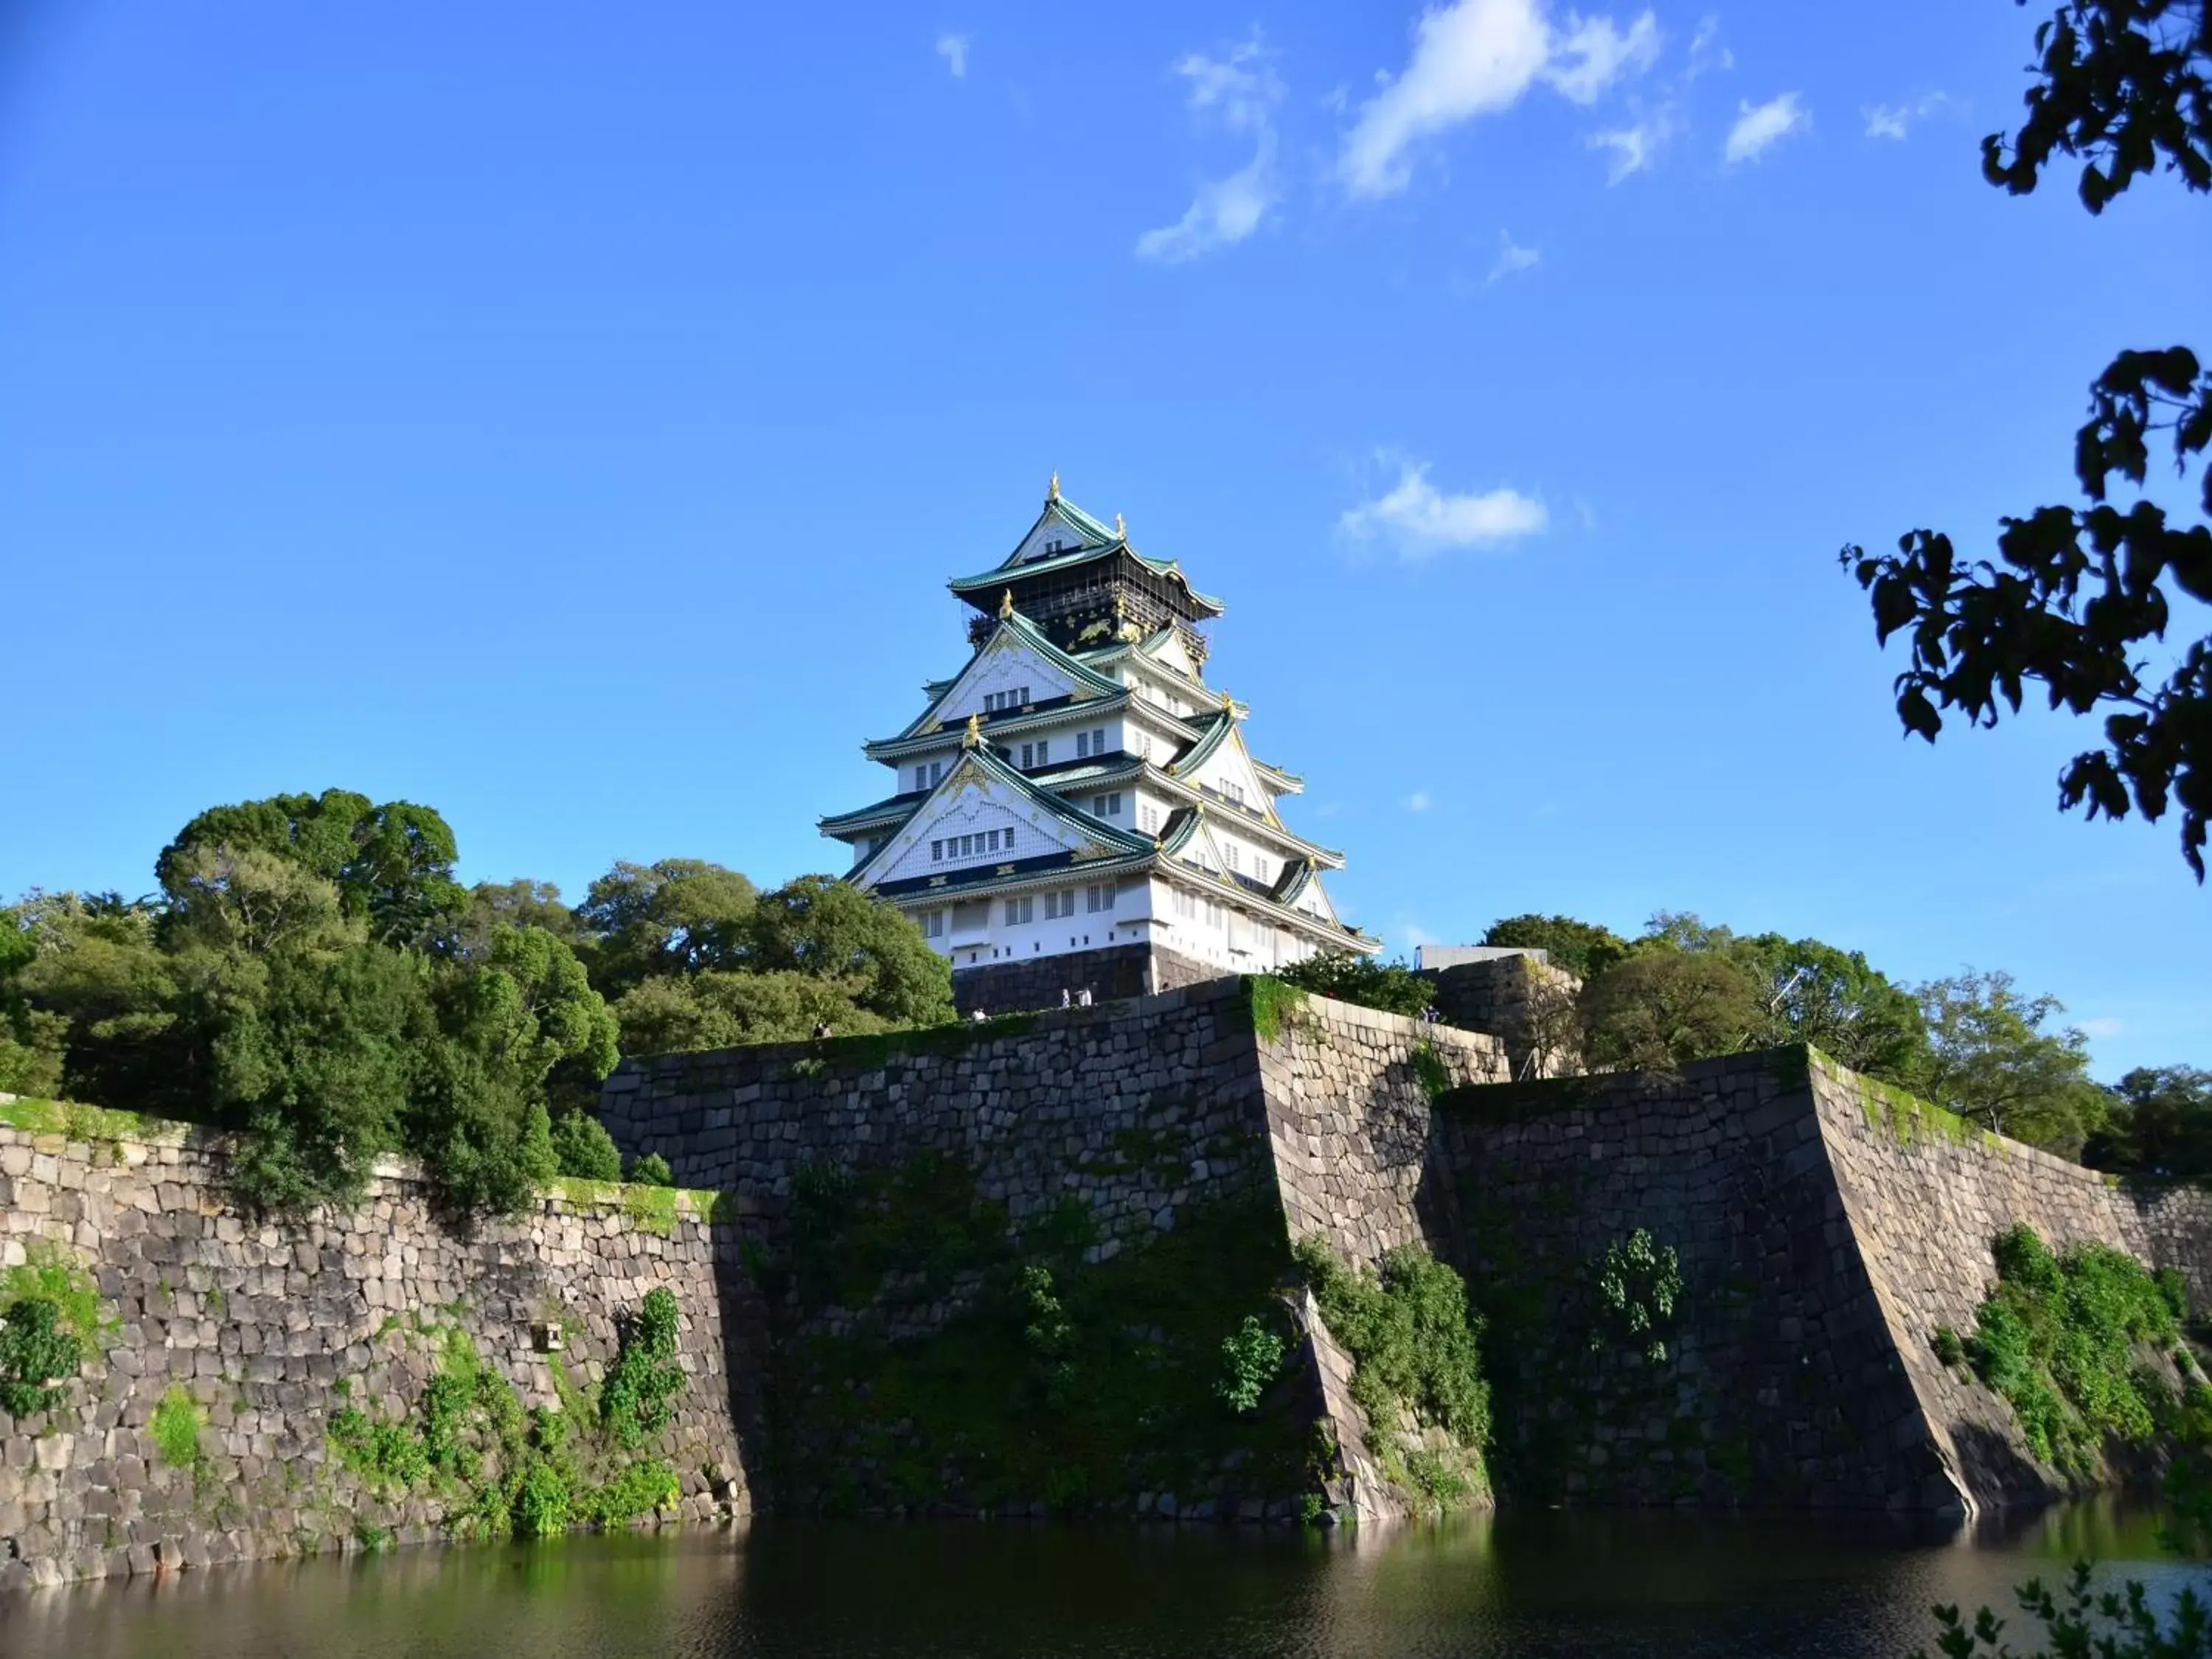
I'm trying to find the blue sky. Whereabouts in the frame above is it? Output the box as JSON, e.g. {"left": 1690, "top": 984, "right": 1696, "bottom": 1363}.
{"left": 1, "top": 1, "right": 2205, "bottom": 1074}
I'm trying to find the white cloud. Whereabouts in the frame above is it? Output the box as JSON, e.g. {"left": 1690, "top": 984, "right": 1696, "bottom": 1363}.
{"left": 1686, "top": 13, "right": 1731, "bottom": 76}
{"left": 1338, "top": 0, "right": 1659, "bottom": 198}
{"left": 1487, "top": 227, "right": 1540, "bottom": 283}
{"left": 1397, "top": 918, "right": 1439, "bottom": 952}
{"left": 935, "top": 32, "right": 969, "bottom": 78}
{"left": 1863, "top": 91, "right": 1952, "bottom": 139}
{"left": 1587, "top": 106, "right": 1673, "bottom": 181}
{"left": 1723, "top": 91, "right": 1807, "bottom": 163}
{"left": 1338, "top": 456, "right": 1548, "bottom": 557}
{"left": 1545, "top": 10, "right": 1662, "bottom": 102}
{"left": 1135, "top": 135, "right": 1279, "bottom": 262}
{"left": 1406, "top": 790, "right": 1434, "bottom": 813}
{"left": 1137, "top": 35, "right": 1284, "bottom": 262}
{"left": 2079, "top": 1016, "right": 2125, "bottom": 1038}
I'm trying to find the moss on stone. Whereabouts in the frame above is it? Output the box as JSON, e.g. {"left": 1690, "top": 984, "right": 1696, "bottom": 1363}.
{"left": 760, "top": 1159, "right": 1312, "bottom": 1517}
{"left": 0, "top": 1095, "right": 190, "bottom": 1146}
{"left": 1244, "top": 975, "right": 1309, "bottom": 1045}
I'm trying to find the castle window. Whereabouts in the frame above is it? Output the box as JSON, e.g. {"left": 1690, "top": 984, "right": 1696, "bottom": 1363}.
{"left": 1077, "top": 731, "right": 1091, "bottom": 759}
{"left": 922, "top": 910, "right": 944, "bottom": 939}
{"left": 1225, "top": 844, "right": 1241, "bottom": 872}
{"left": 1034, "top": 740, "right": 1048, "bottom": 765}
{"left": 1092, "top": 727, "right": 1107, "bottom": 755}
{"left": 931, "top": 841, "right": 943, "bottom": 862}
{"left": 1044, "top": 891, "right": 1074, "bottom": 920}
{"left": 1004, "top": 896, "right": 1034, "bottom": 925}
{"left": 1020, "top": 743, "right": 1033, "bottom": 768}
{"left": 914, "top": 765, "right": 928, "bottom": 790}
{"left": 931, "top": 760, "right": 945, "bottom": 785}
{"left": 1085, "top": 884, "right": 1113, "bottom": 914}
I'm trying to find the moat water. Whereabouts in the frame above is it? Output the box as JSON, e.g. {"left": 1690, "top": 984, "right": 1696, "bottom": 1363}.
{"left": 7, "top": 1506, "right": 2209, "bottom": 1659}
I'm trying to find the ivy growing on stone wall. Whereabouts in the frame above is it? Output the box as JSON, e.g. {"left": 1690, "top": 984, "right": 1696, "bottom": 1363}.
{"left": 755, "top": 1152, "right": 1312, "bottom": 1518}
{"left": 1292, "top": 1236, "right": 1491, "bottom": 1509}
{"left": 1963, "top": 1222, "right": 2190, "bottom": 1475}
{"left": 324, "top": 1298, "right": 686, "bottom": 1539}
{"left": 0, "top": 1299, "right": 83, "bottom": 1419}
{"left": 0, "top": 1240, "right": 112, "bottom": 1422}
{"left": 1591, "top": 1229, "right": 1684, "bottom": 1365}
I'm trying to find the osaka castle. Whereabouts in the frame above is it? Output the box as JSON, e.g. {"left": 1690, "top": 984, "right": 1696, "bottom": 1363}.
{"left": 819, "top": 478, "right": 1371, "bottom": 1012}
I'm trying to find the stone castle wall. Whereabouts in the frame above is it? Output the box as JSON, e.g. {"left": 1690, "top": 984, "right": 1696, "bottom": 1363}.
{"left": 1436, "top": 1050, "right": 2212, "bottom": 1515}
{"left": 0, "top": 1124, "right": 745, "bottom": 1593}
{"left": 13, "top": 980, "right": 2212, "bottom": 1591}
{"left": 1809, "top": 1055, "right": 2212, "bottom": 1509}
{"left": 601, "top": 981, "right": 1509, "bottom": 1524}
{"left": 947, "top": 941, "right": 1219, "bottom": 1018}
{"left": 1420, "top": 953, "right": 1584, "bottom": 1080}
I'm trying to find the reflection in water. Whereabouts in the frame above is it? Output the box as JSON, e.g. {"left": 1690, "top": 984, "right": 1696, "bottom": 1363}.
{"left": 5, "top": 1505, "right": 2209, "bottom": 1659}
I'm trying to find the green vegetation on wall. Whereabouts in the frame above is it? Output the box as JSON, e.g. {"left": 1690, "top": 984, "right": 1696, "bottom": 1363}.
{"left": 150, "top": 1382, "right": 206, "bottom": 1472}
{"left": 1292, "top": 1237, "right": 1490, "bottom": 1510}
{"left": 0, "top": 1240, "right": 111, "bottom": 1420}
{"left": 1273, "top": 956, "right": 1436, "bottom": 1020}
{"left": 755, "top": 1146, "right": 1314, "bottom": 1517}
{"left": 0, "top": 793, "right": 957, "bottom": 1224}
{"left": 325, "top": 1298, "right": 686, "bottom": 1539}
{"left": 1957, "top": 1223, "right": 2191, "bottom": 1476}
{"left": 0, "top": 1299, "right": 83, "bottom": 1419}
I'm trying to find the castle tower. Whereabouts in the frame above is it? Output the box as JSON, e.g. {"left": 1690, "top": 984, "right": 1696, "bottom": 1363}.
{"left": 820, "top": 481, "right": 1371, "bottom": 1011}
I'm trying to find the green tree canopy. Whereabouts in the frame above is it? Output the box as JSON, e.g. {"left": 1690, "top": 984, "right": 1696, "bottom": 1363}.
{"left": 572, "top": 858, "right": 757, "bottom": 997}
{"left": 158, "top": 790, "right": 466, "bottom": 944}
{"left": 742, "top": 874, "right": 953, "bottom": 1027}
{"left": 611, "top": 969, "right": 894, "bottom": 1056}
{"left": 1579, "top": 947, "right": 1768, "bottom": 1074}
{"left": 1480, "top": 914, "right": 1631, "bottom": 979}
{"left": 1907, "top": 970, "right": 2110, "bottom": 1155}
{"left": 454, "top": 879, "right": 580, "bottom": 958}
{"left": 1842, "top": 0, "right": 2212, "bottom": 877}
{"left": 2087, "top": 1064, "right": 2212, "bottom": 1178}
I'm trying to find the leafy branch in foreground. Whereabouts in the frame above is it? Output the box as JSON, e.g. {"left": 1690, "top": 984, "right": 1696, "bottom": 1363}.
{"left": 1843, "top": 0, "right": 2212, "bottom": 878}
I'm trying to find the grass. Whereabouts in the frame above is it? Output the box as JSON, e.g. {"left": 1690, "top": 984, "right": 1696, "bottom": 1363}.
{"left": 151, "top": 1383, "right": 205, "bottom": 1470}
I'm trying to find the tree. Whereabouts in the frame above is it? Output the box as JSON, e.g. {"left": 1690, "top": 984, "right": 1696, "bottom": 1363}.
{"left": 610, "top": 969, "right": 891, "bottom": 1057}
{"left": 1276, "top": 953, "right": 1435, "bottom": 1018}
{"left": 1842, "top": 0, "right": 2212, "bottom": 877}
{"left": 0, "top": 904, "right": 64, "bottom": 1097}
{"left": 157, "top": 790, "right": 467, "bottom": 944}
{"left": 12, "top": 892, "right": 225, "bottom": 1121}
{"left": 571, "top": 859, "right": 757, "bottom": 997}
{"left": 1579, "top": 949, "right": 1767, "bottom": 1074}
{"left": 1908, "top": 970, "right": 2110, "bottom": 1154}
{"left": 2086, "top": 1064, "right": 2212, "bottom": 1176}
{"left": 1480, "top": 914, "right": 1630, "bottom": 980}
{"left": 742, "top": 875, "right": 953, "bottom": 1026}
{"left": 405, "top": 925, "right": 619, "bottom": 1216}
{"left": 453, "top": 879, "right": 580, "bottom": 959}
{"left": 215, "top": 941, "right": 428, "bottom": 1212}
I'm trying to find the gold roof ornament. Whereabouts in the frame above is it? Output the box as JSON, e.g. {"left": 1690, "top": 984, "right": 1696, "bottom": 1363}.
{"left": 1115, "top": 512, "right": 1126, "bottom": 538}
{"left": 963, "top": 713, "right": 984, "bottom": 748}
{"left": 1048, "top": 470, "right": 1060, "bottom": 501}
{"left": 998, "top": 588, "right": 1014, "bottom": 619}
{"left": 1220, "top": 688, "right": 1236, "bottom": 712}
{"left": 1113, "top": 592, "right": 1127, "bottom": 618}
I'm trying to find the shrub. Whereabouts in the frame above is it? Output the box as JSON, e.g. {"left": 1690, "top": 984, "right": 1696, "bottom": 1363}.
{"left": 1294, "top": 1237, "right": 1489, "bottom": 1447}
{"left": 1912, "top": 1563, "right": 2211, "bottom": 1659}
{"left": 601, "top": 1288, "right": 685, "bottom": 1450}
{"left": 1933, "top": 1326, "right": 1967, "bottom": 1368}
{"left": 1215, "top": 1314, "right": 1286, "bottom": 1413}
{"left": 627, "top": 1152, "right": 673, "bottom": 1188}
{"left": 552, "top": 1110, "right": 622, "bottom": 1181}
{"left": 150, "top": 1382, "right": 204, "bottom": 1469}
{"left": 512, "top": 1459, "right": 573, "bottom": 1538}
{"left": 1965, "top": 1224, "right": 2182, "bottom": 1472}
{"left": 1591, "top": 1228, "right": 1683, "bottom": 1365}
{"left": 0, "top": 1298, "right": 83, "bottom": 1419}
{"left": 1276, "top": 955, "right": 1434, "bottom": 1020}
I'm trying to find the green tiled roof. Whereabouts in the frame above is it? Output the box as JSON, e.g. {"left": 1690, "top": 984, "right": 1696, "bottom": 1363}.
{"left": 947, "top": 497, "right": 1225, "bottom": 616}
